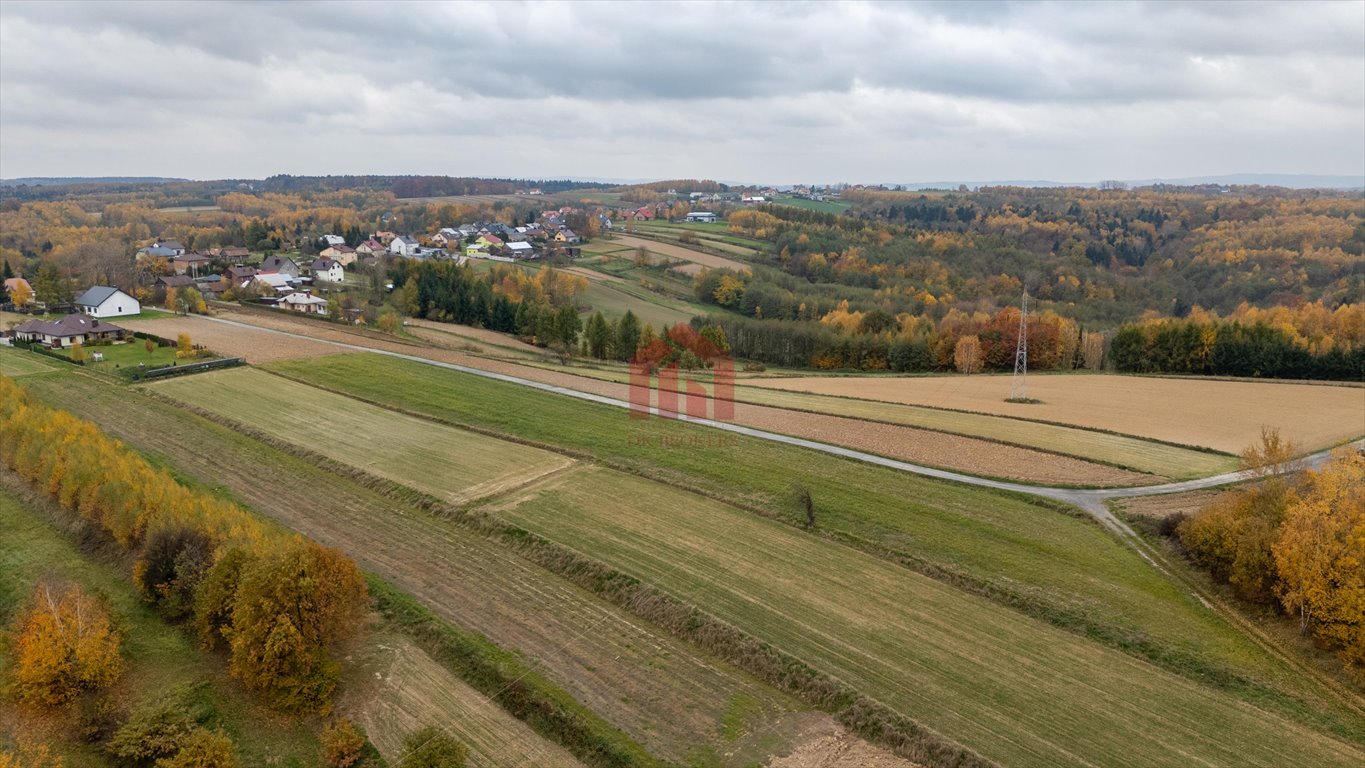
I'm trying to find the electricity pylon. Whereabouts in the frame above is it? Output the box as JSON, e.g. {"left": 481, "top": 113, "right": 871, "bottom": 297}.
{"left": 1009, "top": 289, "right": 1029, "bottom": 401}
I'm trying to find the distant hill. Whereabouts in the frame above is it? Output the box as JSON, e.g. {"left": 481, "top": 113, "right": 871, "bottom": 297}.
{"left": 0, "top": 176, "right": 187, "bottom": 186}
{"left": 894, "top": 173, "right": 1364, "bottom": 191}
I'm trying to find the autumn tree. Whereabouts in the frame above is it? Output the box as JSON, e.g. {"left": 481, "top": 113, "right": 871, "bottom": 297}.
{"left": 225, "top": 539, "right": 368, "bottom": 713}
{"left": 32, "top": 263, "right": 72, "bottom": 306}
{"left": 155, "top": 728, "right": 239, "bottom": 768}
{"left": 12, "top": 582, "right": 124, "bottom": 706}
{"left": 165, "top": 286, "right": 180, "bottom": 313}
{"left": 69, "top": 341, "right": 88, "bottom": 364}
{"left": 321, "top": 719, "right": 368, "bottom": 768}
{"left": 136, "top": 526, "right": 215, "bottom": 621}
{"left": 953, "top": 334, "right": 982, "bottom": 374}
{"left": 1240, "top": 425, "right": 1301, "bottom": 478}
{"left": 145, "top": 337, "right": 157, "bottom": 355}
{"left": 1273, "top": 453, "right": 1365, "bottom": 674}
{"left": 176, "top": 332, "right": 194, "bottom": 358}
{"left": 10, "top": 280, "right": 33, "bottom": 307}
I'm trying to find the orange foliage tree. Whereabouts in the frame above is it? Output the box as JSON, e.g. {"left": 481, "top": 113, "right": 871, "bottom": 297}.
{"left": 12, "top": 582, "right": 124, "bottom": 706}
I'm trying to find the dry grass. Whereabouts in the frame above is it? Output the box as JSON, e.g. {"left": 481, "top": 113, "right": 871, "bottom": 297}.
{"left": 341, "top": 634, "right": 584, "bottom": 768}
{"left": 490, "top": 465, "right": 1364, "bottom": 768}
{"left": 747, "top": 373, "right": 1364, "bottom": 453}
{"left": 0, "top": 345, "right": 56, "bottom": 378}
{"left": 148, "top": 367, "right": 571, "bottom": 505}
{"left": 118, "top": 314, "right": 339, "bottom": 362}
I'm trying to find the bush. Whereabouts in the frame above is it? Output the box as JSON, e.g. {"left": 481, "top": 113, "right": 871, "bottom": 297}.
{"left": 107, "top": 701, "right": 196, "bottom": 764}
{"left": 135, "top": 526, "right": 215, "bottom": 621}
{"left": 321, "top": 719, "right": 366, "bottom": 768}
{"left": 742, "top": 361, "right": 766, "bottom": 372}
{"left": 1157, "top": 511, "right": 1187, "bottom": 539}
{"left": 154, "top": 728, "right": 238, "bottom": 768}
{"left": 398, "top": 727, "right": 466, "bottom": 768}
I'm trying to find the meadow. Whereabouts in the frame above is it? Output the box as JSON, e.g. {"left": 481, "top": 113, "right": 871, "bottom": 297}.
{"left": 261, "top": 352, "right": 1365, "bottom": 739}
{"left": 0, "top": 345, "right": 56, "bottom": 378}
{"left": 747, "top": 373, "right": 1365, "bottom": 453}
{"left": 489, "top": 464, "right": 1363, "bottom": 767}
{"left": 150, "top": 367, "right": 572, "bottom": 505}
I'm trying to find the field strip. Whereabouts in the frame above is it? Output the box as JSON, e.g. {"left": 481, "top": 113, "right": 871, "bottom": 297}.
{"left": 0, "top": 346, "right": 57, "bottom": 377}
{"left": 28, "top": 374, "right": 811, "bottom": 763}
{"left": 148, "top": 367, "right": 573, "bottom": 505}
{"left": 486, "top": 465, "right": 1365, "bottom": 768}
{"left": 744, "top": 373, "right": 1365, "bottom": 454}
{"left": 609, "top": 234, "right": 750, "bottom": 270}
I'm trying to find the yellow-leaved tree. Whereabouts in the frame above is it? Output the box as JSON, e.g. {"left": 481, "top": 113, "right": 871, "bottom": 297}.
{"left": 1273, "top": 452, "right": 1365, "bottom": 676}
{"left": 13, "top": 582, "right": 124, "bottom": 706}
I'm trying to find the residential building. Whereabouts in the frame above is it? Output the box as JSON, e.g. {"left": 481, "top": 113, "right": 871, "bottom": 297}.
{"left": 320, "top": 244, "right": 356, "bottom": 266}
{"left": 321, "top": 234, "right": 346, "bottom": 247}
{"left": 310, "top": 257, "right": 345, "bottom": 283}
{"left": 259, "top": 255, "right": 301, "bottom": 278}
{"left": 389, "top": 235, "right": 419, "bottom": 257}
{"left": 685, "top": 212, "right": 718, "bottom": 223}
{"left": 279, "top": 291, "right": 329, "bottom": 315}
{"left": 11, "top": 314, "right": 128, "bottom": 348}
{"left": 73, "top": 286, "right": 140, "bottom": 318}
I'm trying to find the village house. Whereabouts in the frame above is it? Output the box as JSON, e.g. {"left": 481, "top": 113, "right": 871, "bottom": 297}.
{"left": 310, "top": 257, "right": 345, "bottom": 283}
{"left": 279, "top": 291, "right": 329, "bottom": 315}
{"left": 319, "top": 243, "right": 356, "bottom": 266}
{"left": 153, "top": 239, "right": 186, "bottom": 256}
{"left": 250, "top": 272, "right": 296, "bottom": 295}
{"left": 173, "top": 251, "right": 214, "bottom": 276}
{"left": 219, "top": 246, "right": 251, "bottom": 261}
{"left": 355, "top": 238, "right": 384, "bottom": 257}
{"left": 11, "top": 314, "right": 129, "bottom": 348}
{"left": 74, "top": 286, "right": 140, "bottom": 318}
{"left": 432, "top": 228, "right": 460, "bottom": 247}
{"left": 373, "top": 230, "right": 398, "bottom": 245}
{"left": 155, "top": 275, "right": 197, "bottom": 291}
{"left": 4, "top": 277, "right": 33, "bottom": 306}
{"left": 320, "top": 234, "right": 346, "bottom": 247}
{"left": 259, "top": 255, "right": 301, "bottom": 278}
{"left": 223, "top": 265, "right": 259, "bottom": 286}
{"left": 389, "top": 235, "right": 419, "bottom": 257}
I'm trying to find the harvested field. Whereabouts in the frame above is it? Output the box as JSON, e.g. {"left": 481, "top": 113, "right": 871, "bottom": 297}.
{"left": 118, "top": 313, "right": 338, "bottom": 362}
{"left": 746, "top": 373, "right": 1365, "bottom": 453}
{"left": 1113, "top": 488, "right": 1233, "bottom": 520}
{"left": 609, "top": 234, "right": 749, "bottom": 271}
{"left": 342, "top": 636, "right": 583, "bottom": 768}
{"left": 24, "top": 373, "right": 812, "bottom": 765}
{"left": 149, "top": 367, "right": 571, "bottom": 505}
{"left": 767, "top": 720, "right": 920, "bottom": 768}
{"left": 0, "top": 346, "right": 56, "bottom": 377}
{"left": 405, "top": 317, "right": 547, "bottom": 354}
{"left": 488, "top": 465, "right": 1365, "bottom": 768}
{"left": 728, "top": 383, "right": 1234, "bottom": 479}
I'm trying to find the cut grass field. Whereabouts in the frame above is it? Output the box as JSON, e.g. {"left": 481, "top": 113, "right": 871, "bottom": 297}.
{"left": 746, "top": 373, "right": 1365, "bottom": 454}
{"left": 149, "top": 367, "right": 572, "bottom": 505}
{"left": 28, "top": 371, "right": 810, "bottom": 765}
{"left": 118, "top": 313, "right": 339, "bottom": 363}
{"left": 0, "top": 345, "right": 56, "bottom": 377}
{"left": 609, "top": 234, "right": 750, "bottom": 271}
{"left": 0, "top": 484, "right": 320, "bottom": 767}
{"left": 487, "top": 465, "right": 1364, "bottom": 767}
{"left": 770, "top": 195, "right": 854, "bottom": 214}
{"left": 263, "top": 353, "right": 1365, "bottom": 741}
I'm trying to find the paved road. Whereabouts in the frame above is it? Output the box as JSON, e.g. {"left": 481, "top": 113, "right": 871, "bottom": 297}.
{"left": 193, "top": 313, "right": 1361, "bottom": 536}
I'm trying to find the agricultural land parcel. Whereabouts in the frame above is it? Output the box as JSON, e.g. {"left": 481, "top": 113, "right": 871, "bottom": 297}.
{"left": 25, "top": 370, "right": 816, "bottom": 766}
{"left": 746, "top": 373, "right": 1365, "bottom": 454}
{"left": 258, "top": 353, "right": 1365, "bottom": 744}
{"left": 0, "top": 344, "right": 56, "bottom": 378}
{"left": 487, "top": 464, "right": 1364, "bottom": 767}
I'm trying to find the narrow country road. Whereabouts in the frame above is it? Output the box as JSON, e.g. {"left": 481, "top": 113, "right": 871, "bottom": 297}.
{"left": 188, "top": 314, "right": 1360, "bottom": 534}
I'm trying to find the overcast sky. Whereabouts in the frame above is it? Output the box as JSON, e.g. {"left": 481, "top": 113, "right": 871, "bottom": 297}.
{"left": 1, "top": 1, "right": 1362, "bottom": 184}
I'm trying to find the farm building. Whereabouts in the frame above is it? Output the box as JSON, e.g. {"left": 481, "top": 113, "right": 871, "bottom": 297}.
{"left": 74, "top": 286, "right": 141, "bottom": 318}
{"left": 11, "top": 314, "right": 128, "bottom": 348}
{"left": 685, "top": 212, "right": 718, "bottom": 223}
{"left": 506, "top": 241, "right": 535, "bottom": 258}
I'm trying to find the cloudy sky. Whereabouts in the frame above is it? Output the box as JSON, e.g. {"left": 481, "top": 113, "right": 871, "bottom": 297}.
{"left": 1, "top": 1, "right": 1361, "bottom": 184}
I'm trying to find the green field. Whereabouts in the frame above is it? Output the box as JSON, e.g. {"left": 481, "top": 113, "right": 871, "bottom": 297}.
{"left": 770, "top": 195, "right": 853, "bottom": 214}
{"left": 0, "top": 346, "right": 56, "bottom": 377}
{"left": 263, "top": 353, "right": 1364, "bottom": 741}
{"left": 0, "top": 487, "right": 320, "bottom": 767}
{"left": 149, "top": 367, "right": 571, "bottom": 504}
{"left": 728, "top": 383, "right": 1236, "bottom": 478}
{"left": 57, "top": 338, "right": 184, "bottom": 369}
{"left": 490, "top": 465, "right": 1362, "bottom": 767}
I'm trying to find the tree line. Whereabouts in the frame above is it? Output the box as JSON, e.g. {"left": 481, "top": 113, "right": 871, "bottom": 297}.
{"left": 1171, "top": 434, "right": 1364, "bottom": 682}
{"left": 0, "top": 375, "right": 367, "bottom": 715}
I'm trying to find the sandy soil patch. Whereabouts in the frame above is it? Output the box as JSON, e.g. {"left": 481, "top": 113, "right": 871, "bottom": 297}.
{"left": 1114, "top": 488, "right": 1232, "bottom": 520}
{"left": 767, "top": 718, "right": 921, "bottom": 768}
{"left": 118, "top": 314, "right": 338, "bottom": 363}
{"left": 212, "top": 308, "right": 1152, "bottom": 486}
{"left": 746, "top": 374, "right": 1364, "bottom": 454}
{"left": 610, "top": 234, "right": 748, "bottom": 271}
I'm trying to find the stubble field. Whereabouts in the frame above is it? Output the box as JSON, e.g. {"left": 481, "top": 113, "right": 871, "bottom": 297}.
{"left": 746, "top": 373, "right": 1365, "bottom": 453}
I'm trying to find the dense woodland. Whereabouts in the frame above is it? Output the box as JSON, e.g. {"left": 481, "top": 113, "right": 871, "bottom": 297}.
{"left": 1, "top": 179, "right": 1360, "bottom": 378}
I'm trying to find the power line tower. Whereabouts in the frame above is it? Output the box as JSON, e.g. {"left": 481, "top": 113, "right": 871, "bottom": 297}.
{"left": 1009, "top": 288, "right": 1029, "bottom": 402}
